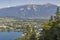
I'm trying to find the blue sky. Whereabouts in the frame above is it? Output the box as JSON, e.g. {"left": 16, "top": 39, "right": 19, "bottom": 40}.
{"left": 0, "top": 0, "right": 60, "bottom": 8}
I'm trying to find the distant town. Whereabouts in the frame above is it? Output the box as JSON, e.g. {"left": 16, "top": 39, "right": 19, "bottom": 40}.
{"left": 0, "top": 17, "right": 46, "bottom": 32}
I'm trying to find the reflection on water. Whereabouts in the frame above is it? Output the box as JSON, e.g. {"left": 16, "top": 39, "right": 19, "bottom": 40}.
{"left": 0, "top": 32, "right": 23, "bottom": 40}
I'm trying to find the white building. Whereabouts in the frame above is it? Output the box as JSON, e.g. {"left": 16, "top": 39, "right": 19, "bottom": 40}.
{"left": 0, "top": 24, "right": 8, "bottom": 28}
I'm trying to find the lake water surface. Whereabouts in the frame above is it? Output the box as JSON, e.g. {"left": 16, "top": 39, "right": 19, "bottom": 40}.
{"left": 0, "top": 32, "right": 23, "bottom": 40}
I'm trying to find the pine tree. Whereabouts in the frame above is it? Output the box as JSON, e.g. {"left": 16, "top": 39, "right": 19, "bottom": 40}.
{"left": 39, "top": 7, "right": 60, "bottom": 40}
{"left": 56, "top": 7, "right": 60, "bottom": 19}
{"left": 49, "top": 16, "right": 54, "bottom": 21}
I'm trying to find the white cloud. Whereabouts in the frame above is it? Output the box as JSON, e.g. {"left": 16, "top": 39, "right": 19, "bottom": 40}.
{"left": 7, "top": 5, "right": 11, "bottom": 7}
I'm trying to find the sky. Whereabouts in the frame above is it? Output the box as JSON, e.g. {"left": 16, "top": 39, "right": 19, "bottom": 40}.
{"left": 0, "top": 0, "right": 60, "bottom": 8}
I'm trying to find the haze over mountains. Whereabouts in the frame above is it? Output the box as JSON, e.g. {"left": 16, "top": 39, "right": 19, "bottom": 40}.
{"left": 0, "top": 3, "right": 59, "bottom": 19}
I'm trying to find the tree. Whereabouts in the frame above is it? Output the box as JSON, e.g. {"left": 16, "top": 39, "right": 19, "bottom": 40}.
{"left": 49, "top": 16, "right": 54, "bottom": 21}
{"left": 56, "top": 7, "right": 60, "bottom": 19}
{"left": 16, "top": 25, "right": 37, "bottom": 40}
{"left": 39, "top": 7, "right": 60, "bottom": 40}
{"left": 29, "top": 27, "right": 37, "bottom": 40}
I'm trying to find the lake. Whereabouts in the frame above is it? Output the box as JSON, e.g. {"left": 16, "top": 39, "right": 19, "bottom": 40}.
{"left": 0, "top": 32, "right": 23, "bottom": 40}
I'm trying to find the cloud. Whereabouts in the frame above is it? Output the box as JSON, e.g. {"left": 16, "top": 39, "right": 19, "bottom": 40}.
{"left": 0, "top": 0, "right": 60, "bottom": 8}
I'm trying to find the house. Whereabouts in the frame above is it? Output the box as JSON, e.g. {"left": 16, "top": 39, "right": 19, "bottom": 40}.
{"left": 0, "top": 23, "right": 8, "bottom": 28}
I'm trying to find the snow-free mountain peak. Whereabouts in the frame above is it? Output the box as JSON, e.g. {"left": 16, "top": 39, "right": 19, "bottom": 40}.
{"left": 0, "top": 3, "right": 59, "bottom": 19}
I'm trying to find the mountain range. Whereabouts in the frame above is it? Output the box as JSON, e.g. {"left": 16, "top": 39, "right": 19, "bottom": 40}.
{"left": 0, "top": 3, "right": 59, "bottom": 19}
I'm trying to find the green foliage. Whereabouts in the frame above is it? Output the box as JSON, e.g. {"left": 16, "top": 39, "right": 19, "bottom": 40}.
{"left": 39, "top": 7, "right": 60, "bottom": 40}
{"left": 16, "top": 25, "right": 37, "bottom": 40}
{"left": 29, "top": 27, "right": 37, "bottom": 40}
